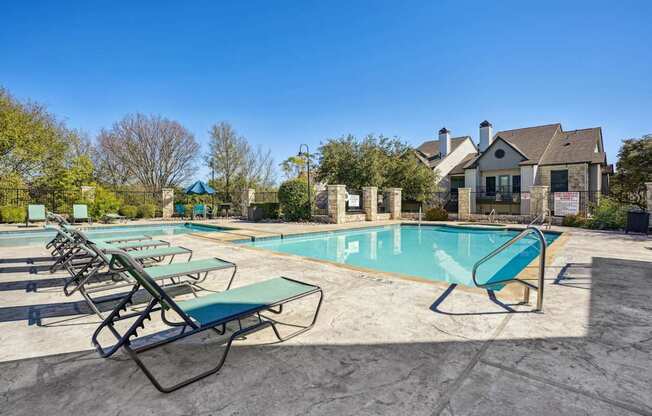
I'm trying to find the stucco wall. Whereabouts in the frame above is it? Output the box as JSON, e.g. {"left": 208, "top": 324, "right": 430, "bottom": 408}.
{"left": 434, "top": 138, "right": 477, "bottom": 183}
{"left": 477, "top": 140, "right": 525, "bottom": 172}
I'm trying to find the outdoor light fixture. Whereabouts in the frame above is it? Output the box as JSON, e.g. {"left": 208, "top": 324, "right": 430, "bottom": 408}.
{"left": 298, "top": 144, "right": 311, "bottom": 218}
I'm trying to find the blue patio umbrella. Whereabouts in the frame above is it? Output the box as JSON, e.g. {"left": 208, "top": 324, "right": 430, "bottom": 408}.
{"left": 185, "top": 180, "right": 215, "bottom": 195}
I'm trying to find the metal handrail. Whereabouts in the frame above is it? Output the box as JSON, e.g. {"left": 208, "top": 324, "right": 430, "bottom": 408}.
{"left": 488, "top": 209, "right": 496, "bottom": 223}
{"left": 528, "top": 211, "right": 552, "bottom": 229}
{"left": 471, "top": 226, "right": 547, "bottom": 311}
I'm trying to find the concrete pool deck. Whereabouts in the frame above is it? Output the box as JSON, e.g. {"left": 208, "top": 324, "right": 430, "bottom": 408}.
{"left": 0, "top": 220, "right": 651, "bottom": 415}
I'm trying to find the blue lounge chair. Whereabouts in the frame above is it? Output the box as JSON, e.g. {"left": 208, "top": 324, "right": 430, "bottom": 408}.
{"left": 72, "top": 204, "right": 92, "bottom": 224}
{"left": 92, "top": 248, "right": 322, "bottom": 393}
{"left": 26, "top": 204, "right": 47, "bottom": 227}
{"left": 174, "top": 204, "right": 186, "bottom": 217}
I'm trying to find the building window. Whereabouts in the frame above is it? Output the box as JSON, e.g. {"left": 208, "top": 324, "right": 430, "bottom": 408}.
{"left": 494, "top": 149, "right": 505, "bottom": 159}
{"left": 485, "top": 176, "right": 496, "bottom": 195}
{"left": 512, "top": 175, "right": 521, "bottom": 193}
{"left": 498, "top": 175, "right": 509, "bottom": 193}
{"left": 551, "top": 170, "right": 568, "bottom": 192}
{"left": 450, "top": 176, "right": 465, "bottom": 194}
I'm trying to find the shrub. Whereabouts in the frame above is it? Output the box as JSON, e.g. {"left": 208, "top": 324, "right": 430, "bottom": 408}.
{"left": 88, "top": 186, "right": 121, "bottom": 219}
{"left": 562, "top": 214, "right": 586, "bottom": 227}
{"left": 119, "top": 205, "right": 138, "bottom": 219}
{"left": 184, "top": 204, "right": 194, "bottom": 218}
{"left": 138, "top": 203, "right": 157, "bottom": 219}
{"left": 424, "top": 206, "right": 448, "bottom": 221}
{"left": 584, "top": 198, "right": 628, "bottom": 230}
{"left": 278, "top": 178, "right": 311, "bottom": 221}
{"left": 0, "top": 206, "right": 26, "bottom": 223}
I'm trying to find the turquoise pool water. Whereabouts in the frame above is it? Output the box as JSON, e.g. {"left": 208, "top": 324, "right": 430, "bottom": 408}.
{"left": 0, "top": 223, "right": 225, "bottom": 247}
{"left": 241, "top": 225, "right": 559, "bottom": 288}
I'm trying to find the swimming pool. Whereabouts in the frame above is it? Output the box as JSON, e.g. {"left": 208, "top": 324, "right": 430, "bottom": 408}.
{"left": 0, "top": 223, "right": 225, "bottom": 247}
{"left": 241, "top": 224, "right": 560, "bottom": 288}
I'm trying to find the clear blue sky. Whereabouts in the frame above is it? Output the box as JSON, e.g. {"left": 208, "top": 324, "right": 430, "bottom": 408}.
{"left": 2, "top": 1, "right": 651, "bottom": 181}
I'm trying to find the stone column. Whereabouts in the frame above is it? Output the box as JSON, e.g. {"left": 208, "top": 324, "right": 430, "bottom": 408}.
{"left": 646, "top": 183, "right": 652, "bottom": 227}
{"left": 362, "top": 186, "right": 378, "bottom": 221}
{"left": 327, "top": 185, "right": 346, "bottom": 224}
{"left": 161, "top": 188, "right": 174, "bottom": 218}
{"left": 80, "top": 186, "right": 95, "bottom": 202}
{"left": 386, "top": 188, "right": 402, "bottom": 220}
{"left": 458, "top": 188, "right": 471, "bottom": 220}
{"left": 530, "top": 185, "right": 550, "bottom": 217}
{"left": 241, "top": 188, "right": 255, "bottom": 217}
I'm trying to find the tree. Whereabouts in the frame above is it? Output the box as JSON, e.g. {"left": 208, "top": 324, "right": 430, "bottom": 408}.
{"left": 95, "top": 114, "right": 199, "bottom": 191}
{"left": 0, "top": 87, "right": 72, "bottom": 182}
{"left": 280, "top": 154, "right": 315, "bottom": 180}
{"left": 316, "top": 134, "right": 438, "bottom": 200}
{"left": 610, "top": 134, "right": 652, "bottom": 208}
{"left": 205, "top": 122, "right": 277, "bottom": 201}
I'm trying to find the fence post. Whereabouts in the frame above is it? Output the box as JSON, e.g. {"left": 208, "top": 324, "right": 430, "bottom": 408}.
{"left": 458, "top": 188, "right": 471, "bottom": 220}
{"left": 530, "top": 185, "right": 550, "bottom": 217}
{"left": 161, "top": 188, "right": 174, "bottom": 218}
{"left": 386, "top": 188, "right": 402, "bottom": 220}
{"left": 80, "top": 186, "right": 95, "bottom": 202}
{"left": 241, "top": 189, "right": 255, "bottom": 217}
{"left": 327, "top": 185, "right": 346, "bottom": 224}
{"left": 362, "top": 186, "right": 378, "bottom": 221}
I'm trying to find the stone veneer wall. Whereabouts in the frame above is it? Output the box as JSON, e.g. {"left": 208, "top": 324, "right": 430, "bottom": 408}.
{"left": 345, "top": 213, "right": 367, "bottom": 223}
{"left": 327, "top": 185, "right": 346, "bottom": 224}
{"left": 362, "top": 186, "right": 378, "bottom": 221}
{"left": 240, "top": 189, "right": 255, "bottom": 217}
{"left": 457, "top": 188, "right": 471, "bottom": 220}
{"left": 161, "top": 188, "right": 174, "bottom": 218}
{"left": 386, "top": 188, "right": 402, "bottom": 220}
{"left": 537, "top": 164, "right": 589, "bottom": 191}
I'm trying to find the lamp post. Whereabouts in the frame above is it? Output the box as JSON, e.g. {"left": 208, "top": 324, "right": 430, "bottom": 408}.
{"left": 298, "top": 144, "right": 311, "bottom": 219}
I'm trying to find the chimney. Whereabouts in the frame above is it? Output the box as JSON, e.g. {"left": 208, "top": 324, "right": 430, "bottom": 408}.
{"left": 438, "top": 127, "right": 451, "bottom": 157}
{"left": 479, "top": 120, "right": 493, "bottom": 152}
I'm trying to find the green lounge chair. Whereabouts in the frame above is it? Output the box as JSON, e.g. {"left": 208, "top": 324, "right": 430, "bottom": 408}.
{"left": 72, "top": 204, "right": 92, "bottom": 224}
{"left": 102, "top": 213, "right": 126, "bottom": 223}
{"left": 26, "top": 204, "right": 47, "bottom": 227}
{"left": 92, "top": 248, "right": 322, "bottom": 393}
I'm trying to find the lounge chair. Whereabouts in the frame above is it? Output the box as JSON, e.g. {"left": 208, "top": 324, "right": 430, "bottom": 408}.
{"left": 26, "top": 204, "right": 47, "bottom": 227}
{"left": 72, "top": 204, "right": 92, "bottom": 224}
{"left": 174, "top": 204, "right": 186, "bottom": 218}
{"left": 92, "top": 247, "right": 322, "bottom": 393}
{"left": 66, "top": 234, "right": 235, "bottom": 318}
{"left": 102, "top": 213, "right": 126, "bottom": 223}
{"left": 193, "top": 204, "right": 206, "bottom": 219}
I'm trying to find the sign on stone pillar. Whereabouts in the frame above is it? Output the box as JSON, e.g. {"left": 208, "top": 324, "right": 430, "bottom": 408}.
{"left": 327, "top": 185, "right": 346, "bottom": 224}
{"left": 161, "top": 188, "right": 174, "bottom": 218}
{"left": 362, "top": 186, "right": 378, "bottom": 221}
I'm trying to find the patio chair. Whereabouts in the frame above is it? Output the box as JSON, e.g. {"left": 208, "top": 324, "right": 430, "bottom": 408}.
{"left": 193, "top": 204, "right": 206, "bottom": 219}
{"left": 102, "top": 213, "right": 126, "bottom": 223}
{"left": 72, "top": 204, "right": 92, "bottom": 224}
{"left": 26, "top": 204, "right": 47, "bottom": 227}
{"left": 174, "top": 204, "right": 186, "bottom": 217}
{"left": 92, "top": 247, "right": 322, "bottom": 393}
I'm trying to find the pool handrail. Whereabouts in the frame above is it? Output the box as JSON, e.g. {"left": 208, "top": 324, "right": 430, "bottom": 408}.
{"left": 471, "top": 226, "right": 547, "bottom": 311}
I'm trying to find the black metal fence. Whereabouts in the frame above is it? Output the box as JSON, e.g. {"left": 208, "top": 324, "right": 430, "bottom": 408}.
{"left": 111, "top": 189, "right": 161, "bottom": 206}
{"left": 255, "top": 191, "right": 279, "bottom": 204}
{"left": 377, "top": 191, "right": 389, "bottom": 213}
{"left": 0, "top": 188, "right": 83, "bottom": 213}
{"left": 473, "top": 189, "right": 525, "bottom": 215}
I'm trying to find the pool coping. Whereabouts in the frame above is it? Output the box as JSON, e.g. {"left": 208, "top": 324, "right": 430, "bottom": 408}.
{"left": 225, "top": 222, "right": 566, "bottom": 303}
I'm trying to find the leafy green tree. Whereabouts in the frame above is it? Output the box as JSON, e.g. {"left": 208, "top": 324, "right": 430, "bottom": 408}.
{"left": 0, "top": 87, "right": 71, "bottom": 182}
{"left": 278, "top": 178, "right": 312, "bottom": 221}
{"left": 610, "top": 134, "right": 651, "bottom": 208}
{"left": 316, "top": 134, "right": 438, "bottom": 200}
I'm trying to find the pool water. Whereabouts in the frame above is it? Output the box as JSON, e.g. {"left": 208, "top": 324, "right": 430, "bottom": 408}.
{"left": 0, "top": 223, "right": 225, "bottom": 247}
{"left": 242, "top": 225, "right": 559, "bottom": 288}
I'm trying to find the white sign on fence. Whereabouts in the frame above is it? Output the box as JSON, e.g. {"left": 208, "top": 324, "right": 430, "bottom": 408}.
{"left": 347, "top": 194, "right": 360, "bottom": 208}
{"left": 554, "top": 192, "right": 580, "bottom": 216}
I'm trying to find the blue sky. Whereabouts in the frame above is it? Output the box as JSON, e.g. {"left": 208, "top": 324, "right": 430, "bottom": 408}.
{"left": 2, "top": 1, "right": 651, "bottom": 181}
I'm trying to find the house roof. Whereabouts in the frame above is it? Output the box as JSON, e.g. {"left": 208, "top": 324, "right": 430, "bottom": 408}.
{"left": 493, "top": 123, "right": 561, "bottom": 165}
{"left": 450, "top": 153, "right": 477, "bottom": 175}
{"left": 415, "top": 136, "right": 472, "bottom": 168}
{"left": 538, "top": 127, "right": 605, "bottom": 165}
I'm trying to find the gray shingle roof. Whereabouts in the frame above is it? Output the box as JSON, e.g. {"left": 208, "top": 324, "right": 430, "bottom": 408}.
{"left": 415, "top": 136, "right": 472, "bottom": 168}
{"left": 493, "top": 123, "right": 561, "bottom": 165}
{"left": 539, "top": 127, "right": 604, "bottom": 165}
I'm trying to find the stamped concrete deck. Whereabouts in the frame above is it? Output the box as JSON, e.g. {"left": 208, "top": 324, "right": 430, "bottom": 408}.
{"left": 0, "top": 221, "right": 651, "bottom": 415}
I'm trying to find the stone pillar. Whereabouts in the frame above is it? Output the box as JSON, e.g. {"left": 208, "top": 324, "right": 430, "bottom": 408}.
{"left": 362, "top": 186, "right": 378, "bottom": 221}
{"left": 386, "top": 188, "right": 402, "bottom": 220}
{"left": 458, "top": 188, "right": 471, "bottom": 220}
{"left": 241, "top": 189, "right": 255, "bottom": 217}
{"left": 327, "top": 185, "right": 346, "bottom": 224}
{"left": 646, "top": 183, "right": 652, "bottom": 227}
{"left": 80, "top": 186, "right": 95, "bottom": 202}
{"left": 530, "top": 185, "right": 550, "bottom": 217}
{"left": 161, "top": 188, "right": 174, "bottom": 218}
